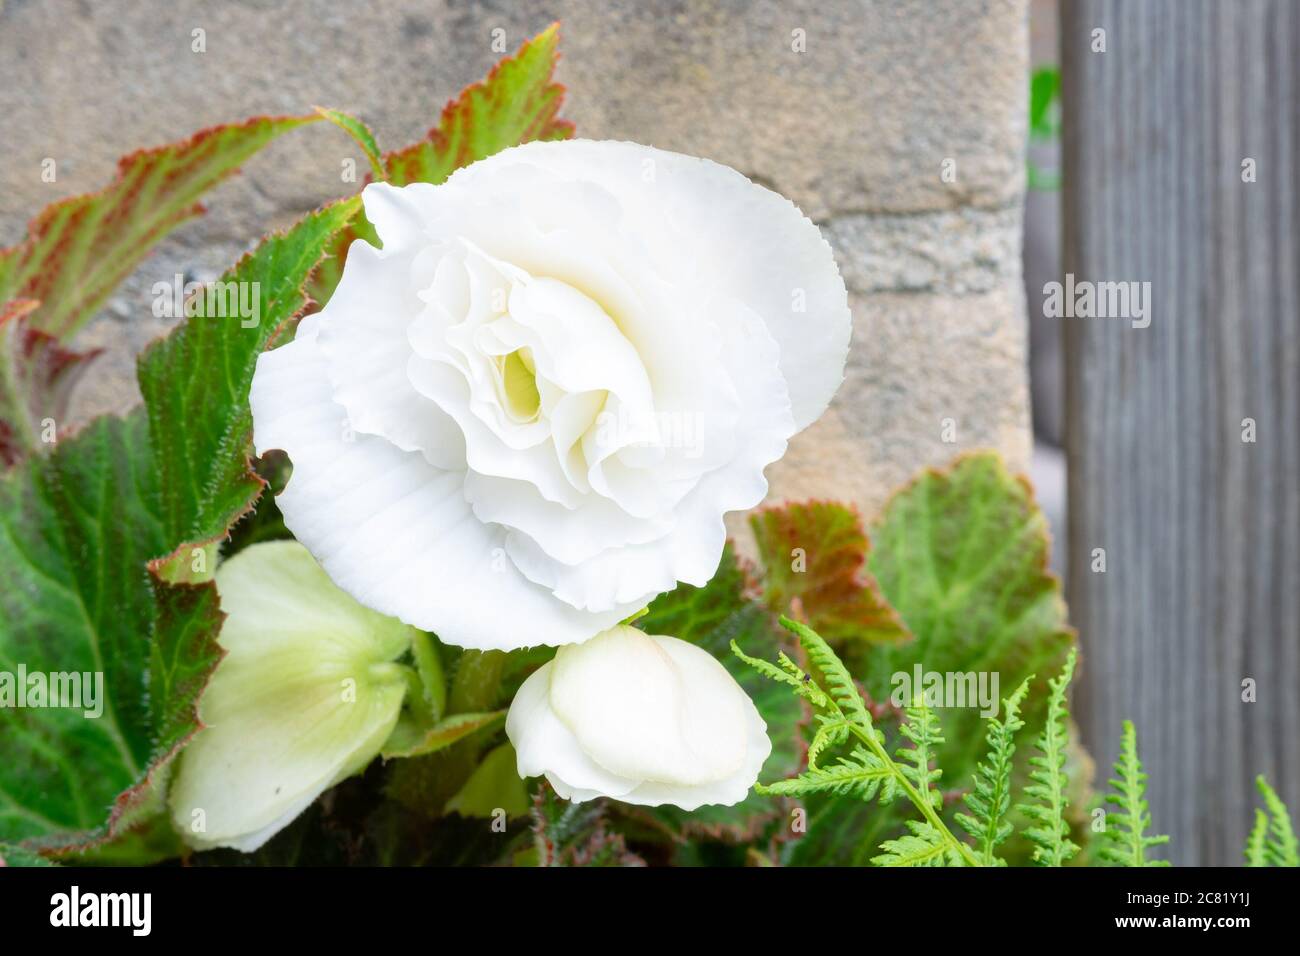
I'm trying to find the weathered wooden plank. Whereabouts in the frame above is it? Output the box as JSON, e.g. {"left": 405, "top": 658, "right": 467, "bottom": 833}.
{"left": 1062, "top": 0, "right": 1299, "bottom": 865}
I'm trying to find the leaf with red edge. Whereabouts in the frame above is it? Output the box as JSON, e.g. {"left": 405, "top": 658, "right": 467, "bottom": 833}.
{"left": 0, "top": 114, "right": 319, "bottom": 340}
{"left": 0, "top": 299, "right": 102, "bottom": 466}
{"left": 751, "top": 500, "right": 912, "bottom": 647}
{"left": 306, "top": 23, "right": 575, "bottom": 308}
{"left": 0, "top": 202, "right": 356, "bottom": 860}
{"left": 137, "top": 197, "right": 361, "bottom": 555}
{"left": 315, "top": 107, "right": 386, "bottom": 181}
{"left": 0, "top": 843, "right": 55, "bottom": 867}
{"left": 383, "top": 22, "right": 573, "bottom": 185}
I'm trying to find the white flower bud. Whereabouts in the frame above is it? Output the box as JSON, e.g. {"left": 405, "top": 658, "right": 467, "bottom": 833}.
{"left": 506, "top": 625, "right": 770, "bottom": 809}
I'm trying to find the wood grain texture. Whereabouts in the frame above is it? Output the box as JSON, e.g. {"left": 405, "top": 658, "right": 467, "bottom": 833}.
{"left": 1062, "top": 0, "right": 1299, "bottom": 865}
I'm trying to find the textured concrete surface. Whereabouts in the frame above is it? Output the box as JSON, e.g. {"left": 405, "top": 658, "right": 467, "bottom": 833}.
{"left": 0, "top": 0, "right": 1032, "bottom": 524}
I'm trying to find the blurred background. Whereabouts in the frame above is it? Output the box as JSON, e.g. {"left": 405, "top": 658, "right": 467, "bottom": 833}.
{"left": 1, "top": 0, "right": 1294, "bottom": 865}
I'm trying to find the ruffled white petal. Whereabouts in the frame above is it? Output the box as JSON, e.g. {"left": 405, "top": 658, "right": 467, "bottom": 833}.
{"left": 497, "top": 300, "right": 793, "bottom": 607}
{"left": 431, "top": 139, "right": 850, "bottom": 432}
{"left": 169, "top": 541, "right": 413, "bottom": 851}
{"left": 314, "top": 240, "right": 466, "bottom": 471}
{"left": 250, "top": 315, "right": 636, "bottom": 648}
{"left": 505, "top": 626, "right": 771, "bottom": 810}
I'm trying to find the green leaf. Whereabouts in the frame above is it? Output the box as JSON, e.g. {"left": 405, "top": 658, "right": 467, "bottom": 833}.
{"left": 380, "top": 710, "right": 505, "bottom": 761}
{"left": 0, "top": 842, "right": 56, "bottom": 866}
{"left": 1098, "top": 720, "right": 1170, "bottom": 866}
{"left": 737, "top": 618, "right": 979, "bottom": 867}
{"left": 1246, "top": 776, "right": 1299, "bottom": 867}
{"left": 306, "top": 23, "right": 575, "bottom": 309}
{"left": 751, "top": 501, "right": 911, "bottom": 646}
{"left": 730, "top": 639, "right": 829, "bottom": 712}
{"left": 0, "top": 415, "right": 208, "bottom": 852}
{"left": 0, "top": 299, "right": 101, "bottom": 466}
{"left": 0, "top": 114, "right": 318, "bottom": 339}
{"left": 873, "top": 820, "right": 963, "bottom": 867}
{"left": 757, "top": 747, "right": 895, "bottom": 803}
{"left": 315, "top": 107, "right": 386, "bottom": 181}
{"left": 956, "top": 678, "right": 1031, "bottom": 865}
{"left": 782, "top": 615, "right": 873, "bottom": 727}
{"left": 634, "top": 545, "right": 803, "bottom": 843}
{"left": 445, "top": 742, "right": 529, "bottom": 819}
{"left": 895, "top": 697, "right": 944, "bottom": 808}
{"left": 138, "top": 197, "right": 361, "bottom": 555}
{"left": 790, "top": 453, "right": 1078, "bottom": 866}
{"left": 1021, "top": 649, "right": 1080, "bottom": 866}
{"left": 1245, "top": 809, "right": 1270, "bottom": 867}
{"left": 867, "top": 452, "right": 1075, "bottom": 782}
{"left": 0, "top": 202, "right": 356, "bottom": 855}
{"left": 409, "top": 630, "right": 447, "bottom": 723}
{"left": 1029, "top": 67, "right": 1061, "bottom": 140}
{"left": 383, "top": 23, "right": 574, "bottom": 187}
{"left": 859, "top": 453, "right": 1074, "bottom": 739}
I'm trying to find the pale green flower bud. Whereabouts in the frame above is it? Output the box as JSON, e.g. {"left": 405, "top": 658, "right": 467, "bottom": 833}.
{"left": 170, "top": 540, "right": 414, "bottom": 851}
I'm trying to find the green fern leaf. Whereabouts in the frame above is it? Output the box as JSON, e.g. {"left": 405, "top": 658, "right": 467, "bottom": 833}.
{"left": 736, "top": 617, "right": 980, "bottom": 867}
{"left": 730, "top": 638, "right": 831, "bottom": 711}
{"left": 758, "top": 747, "right": 897, "bottom": 802}
{"left": 873, "top": 820, "right": 962, "bottom": 867}
{"left": 1247, "top": 776, "right": 1299, "bottom": 867}
{"left": 1020, "top": 648, "right": 1079, "bottom": 866}
{"left": 1097, "top": 720, "right": 1170, "bottom": 866}
{"left": 896, "top": 697, "right": 944, "bottom": 809}
{"left": 1244, "top": 809, "right": 1270, "bottom": 867}
{"left": 956, "top": 678, "right": 1031, "bottom": 866}
{"left": 779, "top": 616, "right": 872, "bottom": 725}
{"left": 808, "top": 714, "right": 853, "bottom": 770}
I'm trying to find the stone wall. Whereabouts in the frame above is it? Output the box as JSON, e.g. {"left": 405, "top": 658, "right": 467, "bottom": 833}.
{"left": 0, "top": 0, "right": 1032, "bottom": 525}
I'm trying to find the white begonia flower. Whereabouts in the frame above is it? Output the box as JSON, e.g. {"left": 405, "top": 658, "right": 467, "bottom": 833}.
{"left": 251, "top": 139, "right": 850, "bottom": 650}
{"left": 505, "top": 625, "right": 770, "bottom": 809}
{"left": 169, "top": 540, "right": 414, "bottom": 852}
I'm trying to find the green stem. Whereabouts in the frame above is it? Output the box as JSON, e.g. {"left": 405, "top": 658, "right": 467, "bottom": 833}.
{"left": 848, "top": 722, "right": 982, "bottom": 867}
{"left": 449, "top": 649, "right": 507, "bottom": 714}
{"left": 0, "top": 335, "right": 42, "bottom": 457}
{"left": 386, "top": 649, "right": 507, "bottom": 817}
{"left": 410, "top": 631, "right": 446, "bottom": 722}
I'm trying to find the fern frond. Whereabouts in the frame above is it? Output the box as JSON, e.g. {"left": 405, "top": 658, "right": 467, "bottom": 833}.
{"left": 956, "top": 677, "right": 1031, "bottom": 866}
{"left": 730, "top": 638, "right": 831, "bottom": 711}
{"left": 1244, "top": 809, "right": 1270, "bottom": 867}
{"left": 896, "top": 697, "right": 944, "bottom": 809}
{"left": 735, "top": 618, "right": 980, "bottom": 867}
{"left": 808, "top": 714, "right": 853, "bottom": 770}
{"left": 873, "top": 820, "right": 964, "bottom": 867}
{"left": 1097, "top": 720, "right": 1170, "bottom": 866}
{"left": 780, "top": 616, "right": 872, "bottom": 725}
{"left": 757, "top": 746, "right": 897, "bottom": 802}
{"left": 1247, "top": 775, "right": 1299, "bottom": 867}
{"left": 1020, "top": 648, "right": 1079, "bottom": 866}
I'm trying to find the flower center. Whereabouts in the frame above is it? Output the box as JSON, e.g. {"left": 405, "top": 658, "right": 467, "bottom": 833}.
{"left": 497, "top": 347, "right": 541, "bottom": 422}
